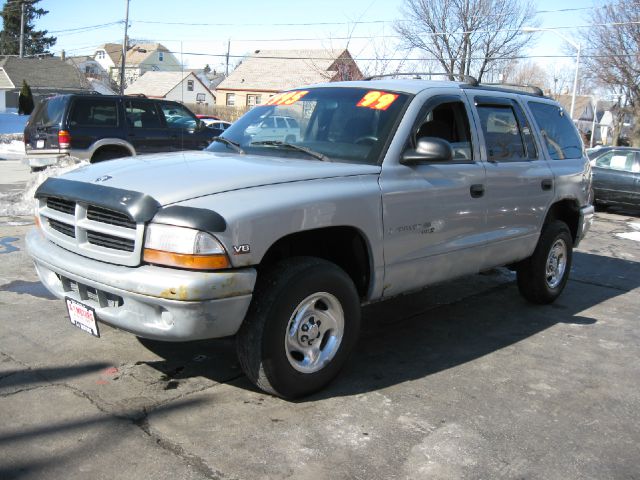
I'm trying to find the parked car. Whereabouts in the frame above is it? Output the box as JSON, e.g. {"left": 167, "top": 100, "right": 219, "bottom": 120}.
{"left": 201, "top": 119, "right": 232, "bottom": 132}
{"left": 196, "top": 114, "right": 221, "bottom": 121}
{"left": 24, "top": 94, "right": 223, "bottom": 169}
{"left": 245, "top": 115, "right": 300, "bottom": 143}
{"left": 27, "top": 78, "right": 593, "bottom": 398}
{"left": 591, "top": 147, "right": 640, "bottom": 208}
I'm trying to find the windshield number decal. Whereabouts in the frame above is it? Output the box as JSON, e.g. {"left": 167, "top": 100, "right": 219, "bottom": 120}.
{"left": 357, "top": 91, "right": 399, "bottom": 111}
{"left": 265, "top": 90, "right": 309, "bottom": 106}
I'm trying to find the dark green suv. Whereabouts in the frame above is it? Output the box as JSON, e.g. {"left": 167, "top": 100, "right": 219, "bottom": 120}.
{"left": 24, "top": 94, "right": 222, "bottom": 169}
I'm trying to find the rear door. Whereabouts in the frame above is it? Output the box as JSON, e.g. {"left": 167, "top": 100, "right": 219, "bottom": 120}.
{"left": 124, "top": 99, "right": 171, "bottom": 154}
{"left": 468, "top": 94, "right": 554, "bottom": 269}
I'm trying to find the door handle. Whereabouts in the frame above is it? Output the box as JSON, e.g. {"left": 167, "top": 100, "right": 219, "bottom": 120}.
{"left": 470, "top": 184, "right": 485, "bottom": 198}
{"left": 541, "top": 179, "right": 553, "bottom": 191}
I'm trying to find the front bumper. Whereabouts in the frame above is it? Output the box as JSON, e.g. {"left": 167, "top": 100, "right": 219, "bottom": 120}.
{"left": 26, "top": 228, "right": 256, "bottom": 341}
{"left": 574, "top": 204, "right": 595, "bottom": 247}
{"left": 24, "top": 152, "right": 68, "bottom": 168}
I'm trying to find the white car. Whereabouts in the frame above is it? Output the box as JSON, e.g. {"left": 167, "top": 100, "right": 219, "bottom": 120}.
{"left": 245, "top": 115, "right": 300, "bottom": 143}
{"left": 202, "top": 119, "right": 232, "bottom": 131}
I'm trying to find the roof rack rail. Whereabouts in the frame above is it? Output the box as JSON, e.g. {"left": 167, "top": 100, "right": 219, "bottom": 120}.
{"left": 364, "top": 72, "right": 479, "bottom": 86}
{"left": 478, "top": 83, "right": 544, "bottom": 96}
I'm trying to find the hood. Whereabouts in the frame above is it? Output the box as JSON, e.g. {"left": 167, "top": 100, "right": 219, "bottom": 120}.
{"left": 59, "top": 151, "right": 381, "bottom": 205}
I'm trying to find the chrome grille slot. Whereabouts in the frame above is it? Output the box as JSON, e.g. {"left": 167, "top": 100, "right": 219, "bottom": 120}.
{"left": 87, "top": 230, "right": 135, "bottom": 252}
{"left": 61, "top": 275, "right": 124, "bottom": 308}
{"left": 46, "top": 197, "right": 75, "bottom": 214}
{"left": 87, "top": 205, "right": 136, "bottom": 229}
{"left": 48, "top": 218, "right": 75, "bottom": 238}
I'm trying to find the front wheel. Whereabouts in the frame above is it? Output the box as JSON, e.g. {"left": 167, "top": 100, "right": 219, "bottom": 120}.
{"left": 517, "top": 220, "right": 573, "bottom": 304}
{"left": 236, "top": 257, "right": 360, "bottom": 399}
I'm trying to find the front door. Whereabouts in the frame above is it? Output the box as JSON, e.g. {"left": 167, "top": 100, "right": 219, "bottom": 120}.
{"left": 124, "top": 99, "right": 171, "bottom": 154}
{"left": 379, "top": 94, "right": 487, "bottom": 298}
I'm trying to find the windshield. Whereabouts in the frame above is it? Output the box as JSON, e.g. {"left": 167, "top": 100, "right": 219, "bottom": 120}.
{"left": 206, "top": 87, "right": 410, "bottom": 165}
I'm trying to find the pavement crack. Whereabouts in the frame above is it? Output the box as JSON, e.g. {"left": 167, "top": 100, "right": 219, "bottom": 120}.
{"left": 572, "top": 278, "right": 630, "bottom": 292}
{"left": 134, "top": 413, "right": 228, "bottom": 480}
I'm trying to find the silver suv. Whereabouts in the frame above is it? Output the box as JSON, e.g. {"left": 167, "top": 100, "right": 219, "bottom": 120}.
{"left": 27, "top": 77, "right": 593, "bottom": 398}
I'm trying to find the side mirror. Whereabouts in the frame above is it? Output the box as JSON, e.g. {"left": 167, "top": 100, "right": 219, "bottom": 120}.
{"left": 401, "top": 137, "right": 453, "bottom": 165}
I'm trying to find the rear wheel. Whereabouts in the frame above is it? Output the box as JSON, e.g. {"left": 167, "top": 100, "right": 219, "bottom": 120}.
{"left": 236, "top": 257, "right": 360, "bottom": 399}
{"left": 517, "top": 220, "right": 573, "bottom": 304}
{"left": 91, "top": 148, "right": 130, "bottom": 163}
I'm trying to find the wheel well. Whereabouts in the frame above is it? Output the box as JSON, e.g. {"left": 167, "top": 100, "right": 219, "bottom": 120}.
{"left": 259, "top": 227, "right": 371, "bottom": 299}
{"left": 91, "top": 145, "right": 132, "bottom": 163}
{"left": 545, "top": 200, "right": 580, "bottom": 243}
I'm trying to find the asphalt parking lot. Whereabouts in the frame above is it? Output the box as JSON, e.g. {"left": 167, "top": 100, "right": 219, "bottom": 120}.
{"left": 1, "top": 161, "right": 639, "bottom": 480}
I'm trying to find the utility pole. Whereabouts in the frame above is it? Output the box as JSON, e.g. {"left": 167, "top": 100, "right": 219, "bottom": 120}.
{"left": 19, "top": 1, "right": 26, "bottom": 58}
{"left": 225, "top": 39, "right": 230, "bottom": 77}
{"left": 119, "top": 0, "right": 130, "bottom": 94}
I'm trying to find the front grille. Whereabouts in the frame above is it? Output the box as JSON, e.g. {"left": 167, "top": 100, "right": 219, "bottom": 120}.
{"left": 87, "top": 230, "right": 135, "bottom": 252}
{"left": 49, "top": 218, "right": 75, "bottom": 238}
{"left": 60, "top": 275, "right": 124, "bottom": 308}
{"left": 87, "top": 205, "right": 136, "bottom": 229}
{"left": 39, "top": 195, "right": 143, "bottom": 266}
{"left": 47, "top": 197, "right": 75, "bottom": 214}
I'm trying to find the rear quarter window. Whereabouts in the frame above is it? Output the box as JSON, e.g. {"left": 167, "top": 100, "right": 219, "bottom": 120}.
{"left": 69, "top": 98, "right": 119, "bottom": 127}
{"left": 527, "top": 102, "right": 583, "bottom": 160}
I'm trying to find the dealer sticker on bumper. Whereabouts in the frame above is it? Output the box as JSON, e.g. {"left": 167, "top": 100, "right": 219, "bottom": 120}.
{"left": 65, "top": 297, "right": 100, "bottom": 337}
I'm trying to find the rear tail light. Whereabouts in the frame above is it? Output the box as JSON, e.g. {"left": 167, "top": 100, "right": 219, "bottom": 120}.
{"left": 58, "top": 130, "right": 71, "bottom": 149}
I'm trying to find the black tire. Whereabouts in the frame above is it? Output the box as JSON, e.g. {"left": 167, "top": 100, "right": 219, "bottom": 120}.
{"left": 236, "top": 257, "right": 361, "bottom": 399}
{"left": 517, "top": 220, "right": 573, "bottom": 304}
{"left": 91, "top": 149, "right": 130, "bottom": 163}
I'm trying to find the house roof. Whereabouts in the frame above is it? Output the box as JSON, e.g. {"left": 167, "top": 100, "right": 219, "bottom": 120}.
{"left": 124, "top": 70, "right": 213, "bottom": 98}
{"left": 555, "top": 94, "right": 593, "bottom": 121}
{"left": 97, "top": 43, "right": 123, "bottom": 65}
{"left": 125, "top": 43, "right": 170, "bottom": 66}
{"left": 216, "top": 49, "right": 361, "bottom": 92}
{"left": 0, "top": 56, "right": 91, "bottom": 90}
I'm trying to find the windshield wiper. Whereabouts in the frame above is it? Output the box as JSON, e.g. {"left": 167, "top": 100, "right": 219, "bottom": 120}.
{"left": 250, "top": 140, "right": 330, "bottom": 162}
{"left": 211, "top": 136, "right": 245, "bottom": 154}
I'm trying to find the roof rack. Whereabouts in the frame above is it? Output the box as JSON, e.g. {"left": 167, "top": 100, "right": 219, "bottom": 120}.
{"left": 364, "top": 72, "right": 479, "bottom": 86}
{"left": 478, "top": 83, "right": 544, "bottom": 96}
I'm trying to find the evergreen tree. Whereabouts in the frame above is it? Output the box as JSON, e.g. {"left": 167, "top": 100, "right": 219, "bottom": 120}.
{"left": 203, "top": 64, "right": 211, "bottom": 74}
{"left": 0, "top": 0, "right": 56, "bottom": 56}
{"left": 18, "top": 79, "right": 34, "bottom": 115}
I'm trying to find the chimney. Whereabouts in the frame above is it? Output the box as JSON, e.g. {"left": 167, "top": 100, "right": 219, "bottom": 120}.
{"left": 61, "top": 50, "right": 66, "bottom": 62}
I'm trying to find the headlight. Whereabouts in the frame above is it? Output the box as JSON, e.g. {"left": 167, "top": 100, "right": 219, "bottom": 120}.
{"left": 143, "top": 224, "right": 230, "bottom": 270}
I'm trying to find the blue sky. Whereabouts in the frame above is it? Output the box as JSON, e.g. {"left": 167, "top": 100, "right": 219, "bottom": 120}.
{"left": 6, "top": 0, "right": 594, "bottom": 75}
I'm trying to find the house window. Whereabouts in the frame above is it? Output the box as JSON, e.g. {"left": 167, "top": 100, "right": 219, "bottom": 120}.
{"left": 187, "top": 80, "right": 194, "bottom": 91}
{"left": 226, "top": 93, "right": 235, "bottom": 106}
{"left": 96, "top": 51, "right": 105, "bottom": 60}
{"left": 196, "top": 93, "right": 206, "bottom": 103}
{"left": 246, "top": 94, "right": 262, "bottom": 107}
{"left": 158, "top": 51, "right": 164, "bottom": 61}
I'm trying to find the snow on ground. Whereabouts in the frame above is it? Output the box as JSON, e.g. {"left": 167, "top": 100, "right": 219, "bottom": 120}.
{"left": 0, "top": 139, "right": 26, "bottom": 160}
{"left": 0, "top": 158, "right": 88, "bottom": 217}
{"left": 0, "top": 109, "right": 29, "bottom": 134}
{"left": 615, "top": 222, "right": 640, "bottom": 242}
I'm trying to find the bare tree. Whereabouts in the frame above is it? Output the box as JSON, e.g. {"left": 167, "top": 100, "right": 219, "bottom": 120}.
{"left": 579, "top": 1, "right": 640, "bottom": 146}
{"left": 394, "top": 0, "right": 538, "bottom": 82}
{"left": 501, "top": 60, "right": 551, "bottom": 90}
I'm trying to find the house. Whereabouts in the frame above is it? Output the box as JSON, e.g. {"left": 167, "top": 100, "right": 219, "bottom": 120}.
{"left": 124, "top": 71, "right": 215, "bottom": 105}
{"left": 215, "top": 49, "right": 362, "bottom": 107}
{"left": 65, "top": 54, "right": 115, "bottom": 94}
{"left": 0, "top": 56, "right": 91, "bottom": 110}
{"left": 555, "top": 94, "right": 623, "bottom": 145}
{"left": 93, "top": 43, "right": 182, "bottom": 89}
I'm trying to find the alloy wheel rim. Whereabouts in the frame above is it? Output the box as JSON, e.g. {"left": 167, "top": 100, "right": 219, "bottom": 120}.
{"left": 284, "top": 292, "right": 345, "bottom": 374}
{"left": 545, "top": 239, "right": 567, "bottom": 289}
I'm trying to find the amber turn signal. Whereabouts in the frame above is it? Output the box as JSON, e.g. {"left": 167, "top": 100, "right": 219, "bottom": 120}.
{"left": 143, "top": 248, "right": 230, "bottom": 270}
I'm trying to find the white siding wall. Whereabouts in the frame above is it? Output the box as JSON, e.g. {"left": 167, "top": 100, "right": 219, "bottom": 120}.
{"left": 166, "top": 75, "right": 215, "bottom": 105}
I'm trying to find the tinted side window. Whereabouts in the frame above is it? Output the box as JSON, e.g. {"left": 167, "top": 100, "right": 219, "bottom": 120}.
{"left": 125, "top": 100, "right": 162, "bottom": 129}
{"left": 159, "top": 103, "right": 197, "bottom": 129}
{"left": 528, "top": 102, "right": 582, "bottom": 160}
{"left": 69, "top": 98, "right": 118, "bottom": 127}
{"left": 477, "top": 105, "right": 525, "bottom": 161}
